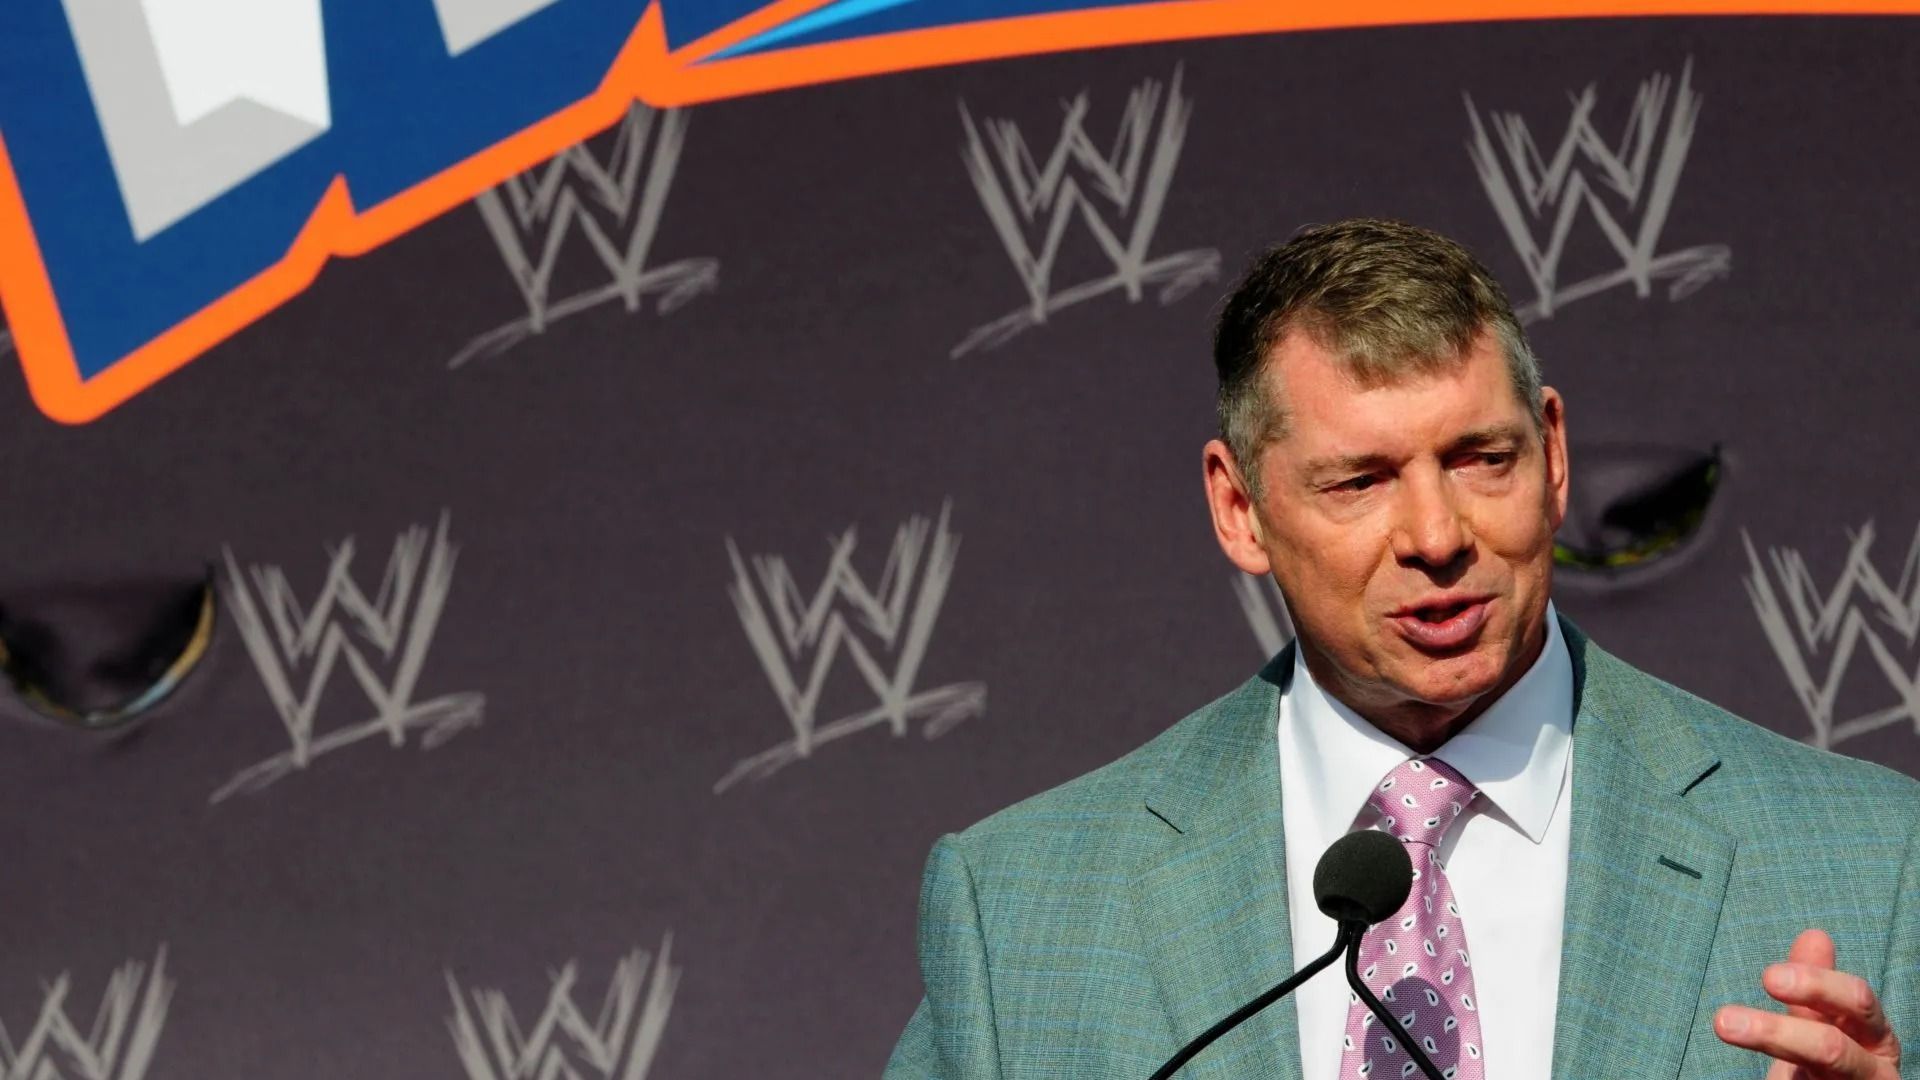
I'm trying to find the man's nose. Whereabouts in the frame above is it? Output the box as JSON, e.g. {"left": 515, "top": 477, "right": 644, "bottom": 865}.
{"left": 1390, "top": 470, "right": 1471, "bottom": 567}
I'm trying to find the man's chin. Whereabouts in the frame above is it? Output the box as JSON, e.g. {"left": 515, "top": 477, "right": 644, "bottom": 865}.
{"left": 1390, "top": 651, "right": 1506, "bottom": 710}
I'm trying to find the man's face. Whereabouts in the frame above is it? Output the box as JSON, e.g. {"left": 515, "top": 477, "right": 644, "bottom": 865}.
{"left": 1216, "top": 327, "right": 1568, "bottom": 732}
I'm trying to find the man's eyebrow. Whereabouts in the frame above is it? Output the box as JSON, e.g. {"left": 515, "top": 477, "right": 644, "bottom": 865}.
{"left": 1447, "top": 423, "right": 1532, "bottom": 451}
{"left": 1300, "top": 425, "right": 1533, "bottom": 477}
{"left": 1301, "top": 451, "right": 1396, "bottom": 477}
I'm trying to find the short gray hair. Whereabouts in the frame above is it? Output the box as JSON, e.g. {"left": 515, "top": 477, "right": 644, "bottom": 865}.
{"left": 1213, "top": 218, "right": 1542, "bottom": 498}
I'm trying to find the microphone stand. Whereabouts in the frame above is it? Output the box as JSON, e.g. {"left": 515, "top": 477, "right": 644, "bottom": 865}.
{"left": 1146, "top": 923, "right": 1361, "bottom": 1080}
{"left": 1343, "top": 931, "right": 1446, "bottom": 1080}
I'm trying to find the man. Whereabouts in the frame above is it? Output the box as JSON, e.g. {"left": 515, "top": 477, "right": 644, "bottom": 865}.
{"left": 884, "top": 219, "right": 1918, "bottom": 1080}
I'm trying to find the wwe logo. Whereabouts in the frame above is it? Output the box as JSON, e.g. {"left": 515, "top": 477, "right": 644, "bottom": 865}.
{"left": 212, "top": 511, "right": 484, "bottom": 803}
{"left": 0, "top": 948, "right": 172, "bottom": 1080}
{"left": 1234, "top": 575, "right": 1294, "bottom": 660}
{"left": 952, "top": 65, "right": 1220, "bottom": 357}
{"left": 446, "top": 937, "right": 679, "bottom": 1080}
{"left": 450, "top": 101, "right": 719, "bottom": 368}
{"left": 1465, "top": 58, "right": 1730, "bottom": 323}
{"left": 1743, "top": 523, "right": 1920, "bottom": 750}
{"left": 716, "top": 502, "right": 986, "bottom": 793}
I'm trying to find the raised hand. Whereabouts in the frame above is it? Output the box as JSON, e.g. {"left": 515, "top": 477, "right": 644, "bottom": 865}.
{"left": 1715, "top": 928, "right": 1901, "bottom": 1079}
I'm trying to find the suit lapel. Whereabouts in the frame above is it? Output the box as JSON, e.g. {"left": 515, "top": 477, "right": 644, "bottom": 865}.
{"left": 1132, "top": 653, "right": 1304, "bottom": 1080}
{"left": 1550, "top": 622, "right": 1735, "bottom": 1079}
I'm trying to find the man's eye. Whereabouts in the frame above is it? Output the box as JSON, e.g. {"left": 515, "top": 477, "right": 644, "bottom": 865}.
{"left": 1335, "top": 475, "right": 1378, "bottom": 493}
{"left": 1471, "top": 452, "right": 1512, "bottom": 469}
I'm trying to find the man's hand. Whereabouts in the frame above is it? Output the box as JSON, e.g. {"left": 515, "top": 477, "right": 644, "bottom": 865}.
{"left": 1714, "top": 928, "right": 1901, "bottom": 1078}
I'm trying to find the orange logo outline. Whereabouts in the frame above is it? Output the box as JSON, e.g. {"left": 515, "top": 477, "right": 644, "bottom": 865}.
{"left": 1, "top": 0, "right": 1912, "bottom": 422}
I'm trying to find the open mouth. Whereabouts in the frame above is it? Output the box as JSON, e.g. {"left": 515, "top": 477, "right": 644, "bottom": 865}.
{"left": 1390, "top": 598, "right": 1490, "bottom": 650}
{"left": 1413, "top": 601, "right": 1473, "bottom": 624}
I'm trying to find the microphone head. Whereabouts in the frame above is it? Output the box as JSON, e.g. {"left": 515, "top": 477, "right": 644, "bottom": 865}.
{"left": 1313, "top": 830, "right": 1414, "bottom": 926}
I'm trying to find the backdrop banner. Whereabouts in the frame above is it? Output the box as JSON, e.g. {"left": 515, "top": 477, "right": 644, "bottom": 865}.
{"left": 2, "top": 10, "right": 1917, "bottom": 1078}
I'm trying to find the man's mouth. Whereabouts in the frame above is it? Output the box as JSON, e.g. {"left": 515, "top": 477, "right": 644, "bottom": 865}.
{"left": 1389, "top": 597, "right": 1492, "bottom": 650}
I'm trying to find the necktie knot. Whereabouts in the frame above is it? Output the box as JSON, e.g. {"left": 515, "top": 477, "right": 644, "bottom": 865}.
{"left": 1367, "top": 757, "right": 1478, "bottom": 849}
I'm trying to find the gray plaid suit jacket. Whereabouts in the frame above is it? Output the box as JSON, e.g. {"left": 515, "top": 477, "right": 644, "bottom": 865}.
{"left": 885, "top": 617, "right": 1920, "bottom": 1078}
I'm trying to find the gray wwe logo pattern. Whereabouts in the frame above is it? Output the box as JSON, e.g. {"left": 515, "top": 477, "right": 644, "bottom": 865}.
{"left": 446, "top": 937, "right": 680, "bottom": 1080}
{"left": 450, "top": 101, "right": 718, "bottom": 369}
{"left": 213, "top": 511, "right": 484, "bottom": 802}
{"left": 1743, "top": 523, "right": 1920, "bottom": 750}
{"left": 0, "top": 947, "right": 172, "bottom": 1080}
{"left": 1465, "top": 58, "right": 1730, "bottom": 323}
{"left": 953, "top": 65, "right": 1219, "bottom": 357}
{"left": 1234, "top": 575, "right": 1295, "bottom": 659}
{"left": 717, "top": 501, "right": 986, "bottom": 793}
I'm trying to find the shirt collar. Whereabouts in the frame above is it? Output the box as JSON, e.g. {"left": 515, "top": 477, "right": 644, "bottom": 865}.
{"left": 1283, "top": 603, "right": 1574, "bottom": 844}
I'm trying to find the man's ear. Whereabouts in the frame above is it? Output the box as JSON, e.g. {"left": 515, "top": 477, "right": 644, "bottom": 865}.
{"left": 1203, "top": 439, "right": 1273, "bottom": 576}
{"left": 1539, "top": 387, "right": 1570, "bottom": 529}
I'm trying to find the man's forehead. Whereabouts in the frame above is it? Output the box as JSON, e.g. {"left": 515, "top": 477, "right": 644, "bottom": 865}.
{"left": 1263, "top": 334, "right": 1529, "bottom": 451}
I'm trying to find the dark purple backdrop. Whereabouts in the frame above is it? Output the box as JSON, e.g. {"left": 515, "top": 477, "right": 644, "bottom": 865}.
{"left": 3, "top": 17, "right": 1918, "bottom": 1078}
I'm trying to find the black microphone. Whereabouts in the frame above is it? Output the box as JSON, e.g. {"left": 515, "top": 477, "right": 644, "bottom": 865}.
{"left": 1312, "top": 829, "right": 1413, "bottom": 925}
{"left": 1147, "top": 830, "right": 1414, "bottom": 1079}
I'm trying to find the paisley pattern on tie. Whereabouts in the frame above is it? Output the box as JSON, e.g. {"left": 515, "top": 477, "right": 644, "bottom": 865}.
{"left": 1339, "top": 757, "right": 1484, "bottom": 1080}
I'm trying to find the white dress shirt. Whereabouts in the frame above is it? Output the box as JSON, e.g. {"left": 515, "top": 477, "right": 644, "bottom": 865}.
{"left": 1279, "top": 604, "right": 1574, "bottom": 1080}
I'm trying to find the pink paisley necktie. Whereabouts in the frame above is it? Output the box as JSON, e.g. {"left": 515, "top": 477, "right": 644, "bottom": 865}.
{"left": 1339, "top": 757, "right": 1484, "bottom": 1080}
